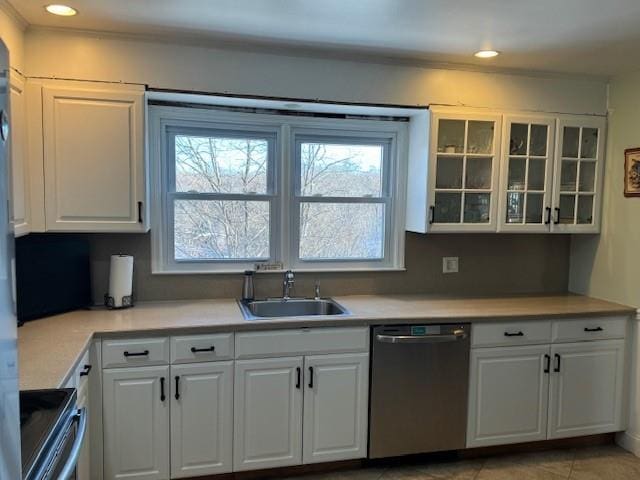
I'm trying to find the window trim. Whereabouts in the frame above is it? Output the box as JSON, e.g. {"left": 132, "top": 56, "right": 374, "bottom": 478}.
{"left": 149, "top": 105, "right": 408, "bottom": 274}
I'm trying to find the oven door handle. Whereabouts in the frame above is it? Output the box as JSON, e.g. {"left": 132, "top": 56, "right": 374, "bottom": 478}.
{"left": 376, "top": 330, "right": 467, "bottom": 344}
{"left": 57, "top": 407, "right": 88, "bottom": 480}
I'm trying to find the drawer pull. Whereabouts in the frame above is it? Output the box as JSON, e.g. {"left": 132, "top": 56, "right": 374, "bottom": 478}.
{"left": 504, "top": 331, "right": 524, "bottom": 337}
{"left": 308, "top": 366, "right": 314, "bottom": 389}
{"left": 296, "top": 367, "right": 301, "bottom": 389}
{"left": 160, "top": 377, "right": 166, "bottom": 402}
{"left": 175, "top": 376, "right": 180, "bottom": 400}
{"left": 123, "top": 350, "right": 149, "bottom": 357}
{"left": 554, "top": 353, "right": 561, "bottom": 373}
{"left": 544, "top": 354, "right": 551, "bottom": 374}
{"left": 584, "top": 327, "right": 603, "bottom": 332}
{"left": 190, "top": 346, "right": 216, "bottom": 353}
{"left": 79, "top": 364, "right": 92, "bottom": 377}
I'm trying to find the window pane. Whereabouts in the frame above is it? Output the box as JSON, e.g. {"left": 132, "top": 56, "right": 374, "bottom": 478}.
{"left": 174, "top": 200, "right": 269, "bottom": 260}
{"left": 509, "top": 123, "right": 528, "bottom": 155}
{"left": 434, "top": 192, "right": 462, "bottom": 223}
{"left": 299, "top": 203, "right": 384, "bottom": 259}
{"left": 467, "top": 121, "right": 494, "bottom": 154}
{"left": 436, "top": 156, "right": 463, "bottom": 189}
{"left": 463, "top": 193, "right": 490, "bottom": 223}
{"left": 174, "top": 135, "right": 269, "bottom": 194}
{"left": 437, "top": 120, "right": 465, "bottom": 153}
{"left": 530, "top": 124, "right": 548, "bottom": 156}
{"left": 562, "top": 127, "right": 580, "bottom": 158}
{"left": 299, "top": 142, "right": 383, "bottom": 197}
{"left": 465, "top": 157, "right": 492, "bottom": 189}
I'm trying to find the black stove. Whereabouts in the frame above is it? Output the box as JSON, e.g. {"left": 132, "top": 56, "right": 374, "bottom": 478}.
{"left": 20, "top": 389, "right": 76, "bottom": 479}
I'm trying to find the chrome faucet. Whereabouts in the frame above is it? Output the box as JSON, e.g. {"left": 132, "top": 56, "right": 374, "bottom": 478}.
{"left": 282, "top": 270, "right": 295, "bottom": 300}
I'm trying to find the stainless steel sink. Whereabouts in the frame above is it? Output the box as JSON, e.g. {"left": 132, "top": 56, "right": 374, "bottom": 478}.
{"left": 238, "top": 298, "right": 350, "bottom": 320}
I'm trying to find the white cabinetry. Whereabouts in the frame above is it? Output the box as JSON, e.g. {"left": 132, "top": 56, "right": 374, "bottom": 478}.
{"left": 170, "top": 361, "right": 233, "bottom": 478}
{"left": 41, "top": 84, "right": 147, "bottom": 232}
{"left": 8, "top": 72, "right": 31, "bottom": 236}
{"left": 467, "top": 345, "right": 550, "bottom": 448}
{"left": 303, "top": 353, "right": 369, "bottom": 464}
{"left": 551, "top": 116, "right": 606, "bottom": 233}
{"left": 548, "top": 340, "right": 625, "bottom": 439}
{"left": 233, "top": 328, "right": 369, "bottom": 472}
{"left": 407, "top": 107, "right": 606, "bottom": 234}
{"left": 426, "top": 110, "right": 502, "bottom": 232}
{"left": 234, "top": 357, "right": 303, "bottom": 471}
{"left": 103, "top": 366, "right": 170, "bottom": 480}
{"left": 468, "top": 317, "right": 627, "bottom": 449}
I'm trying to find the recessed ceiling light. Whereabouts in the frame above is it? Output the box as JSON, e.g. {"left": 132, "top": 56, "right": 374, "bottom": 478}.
{"left": 45, "top": 4, "right": 78, "bottom": 16}
{"left": 474, "top": 50, "right": 500, "bottom": 59}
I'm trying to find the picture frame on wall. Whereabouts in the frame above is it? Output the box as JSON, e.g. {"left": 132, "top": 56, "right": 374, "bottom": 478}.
{"left": 624, "top": 147, "right": 640, "bottom": 197}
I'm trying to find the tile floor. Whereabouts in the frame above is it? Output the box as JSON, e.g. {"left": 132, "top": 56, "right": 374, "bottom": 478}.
{"left": 284, "top": 445, "right": 640, "bottom": 480}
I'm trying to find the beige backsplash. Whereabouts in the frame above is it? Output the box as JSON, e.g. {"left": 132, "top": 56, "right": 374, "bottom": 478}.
{"left": 84, "top": 232, "right": 570, "bottom": 304}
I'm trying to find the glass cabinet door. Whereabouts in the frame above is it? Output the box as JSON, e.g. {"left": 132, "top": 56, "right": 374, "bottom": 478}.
{"left": 552, "top": 117, "right": 605, "bottom": 233}
{"left": 500, "top": 117, "right": 555, "bottom": 231}
{"left": 431, "top": 114, "right": 501, "bottom": 231}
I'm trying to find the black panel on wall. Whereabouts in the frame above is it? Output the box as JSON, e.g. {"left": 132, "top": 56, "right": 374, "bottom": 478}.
{"left": 16, "top": 234, "right": 91, "bottom": 323}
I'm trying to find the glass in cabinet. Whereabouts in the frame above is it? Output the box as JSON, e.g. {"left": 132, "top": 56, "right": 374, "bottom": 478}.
{"left": 552, "top": 117, "right": 605, "bottom": 233}
{"left": 499, "top": 116, "right": 556, "bottom": 232}
{"left": 429, "top": 112, "right": 501, "bottom": 231}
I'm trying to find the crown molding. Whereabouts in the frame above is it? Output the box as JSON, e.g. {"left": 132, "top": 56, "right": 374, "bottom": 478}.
{"left": 0, "top": 0, "right": 28, "bottom": 30}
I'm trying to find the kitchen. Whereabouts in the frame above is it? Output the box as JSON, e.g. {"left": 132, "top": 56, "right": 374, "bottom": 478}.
{"left": 1, "top": 1, "right": 640, "bottom": 479}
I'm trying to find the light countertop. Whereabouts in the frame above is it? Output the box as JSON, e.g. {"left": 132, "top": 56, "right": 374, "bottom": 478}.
{"left": 18, "top": 293, "right": 634, "bottom": 391}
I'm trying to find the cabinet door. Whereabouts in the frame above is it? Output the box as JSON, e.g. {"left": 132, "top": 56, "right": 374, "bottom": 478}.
{"left": 76, "top": 378, "right": 91, "bottom": 480}
{"left": 42, "top": 86, "right": 147, "bottom": 232}
{"left": 467, "top": 345, "right": 550, "bottom": 448}
{"left": 498, "top": 116, "right": 556, "bottom": 232}
{"left": 9, "top": 73, "right": 31, "bottom": 237}
{"left": 428, "top": 111, "right": 502, "bottom": 232}
{"left": 170, "top": 361, "right": 233, "bottom": 478}
{"left": 303, "top": 353, "right": 369, "bottom": 464}
{"left": 234, "top": 357, "right": 303, "bottom": 471}
{"left": 103, "top": 366, "right": 169, "bottom": 480}
{"left": 548, "top": 340, "right": 625, "bottom": 439}
{"left": 551, "top": 116, "right": 606, "bottom": 233}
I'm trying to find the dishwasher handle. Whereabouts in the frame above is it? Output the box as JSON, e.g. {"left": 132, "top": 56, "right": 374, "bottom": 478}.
{"left": 376, "top": 329, "right": 467, "bottom": 344}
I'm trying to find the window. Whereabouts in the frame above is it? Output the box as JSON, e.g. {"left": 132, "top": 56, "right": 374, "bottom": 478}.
{"left": 150, "top": 106, "right": 407, "bottom": 273}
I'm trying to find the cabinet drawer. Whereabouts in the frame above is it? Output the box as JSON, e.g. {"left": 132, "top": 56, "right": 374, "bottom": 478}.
{"left": 102, "top": 337, "right": 169, "bottom": 368}
{"left": 235, "top": 327, "right": 369, "bottom": 359}
{"left": 472, "top": 321, "right": 552, "bottom": 347}
{"left": 171, "top": 333, "right": 234, "bottom": 363}
{"left": 552, "top": 317, "right": 628, "bottom": 343}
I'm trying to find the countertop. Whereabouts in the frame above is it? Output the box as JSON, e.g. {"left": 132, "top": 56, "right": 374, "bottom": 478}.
{"left": 18, "top": 293, "right": 635, "bottom": 391}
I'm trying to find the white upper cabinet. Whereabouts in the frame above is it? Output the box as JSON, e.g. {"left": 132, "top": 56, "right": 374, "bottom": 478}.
{"left": 8, "top": 72, "right": 31, "bottom": 237}
{"left": 39, "top": 81, "right": 148, "bottom": 232}
{"left": 406, "top": 108, "right": 606, "bottom": 234}
{"left": 551, "top": 116, "right": 606, "bottom": 233}
{"left": 427, "top": 110, "right": 502, "bottom": 232}
{"left": 498, "top": 116, "right": 556, "bottom": 232}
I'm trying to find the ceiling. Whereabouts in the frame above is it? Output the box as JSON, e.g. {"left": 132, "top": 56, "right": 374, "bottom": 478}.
{"left": 10, "top": 0, "right": 640, "bottom": 76}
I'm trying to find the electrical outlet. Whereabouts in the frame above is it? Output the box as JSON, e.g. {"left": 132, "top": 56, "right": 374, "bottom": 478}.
{"left": 442, "top": 257, "right": 459, "bottom": 274}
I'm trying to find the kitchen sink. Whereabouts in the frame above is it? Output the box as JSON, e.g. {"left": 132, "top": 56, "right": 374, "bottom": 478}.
{"left": 238, "top": 298, "right": 350, "bottom": 320}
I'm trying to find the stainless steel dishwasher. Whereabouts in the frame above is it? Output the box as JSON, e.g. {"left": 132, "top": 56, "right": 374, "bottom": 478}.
{"left": 369, "top": 324, "right": 470, "bottom": 459}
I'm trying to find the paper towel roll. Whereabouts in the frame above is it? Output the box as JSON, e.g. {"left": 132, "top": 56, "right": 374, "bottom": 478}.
{"left": 108, "top": 255, "right": 133, "bottom": 308}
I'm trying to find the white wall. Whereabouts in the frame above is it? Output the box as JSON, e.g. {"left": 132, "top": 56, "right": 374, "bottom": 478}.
{"left": 0, "top": 3, "right": 25, "bottom": 71}
{"left": 24, "top": 28, "right": 608, "bottom": 115}
{"left": 569, "top": 71, "right": 640, "bottom": 455}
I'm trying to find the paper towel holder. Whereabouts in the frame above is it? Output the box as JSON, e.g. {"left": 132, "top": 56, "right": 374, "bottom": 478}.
{"left": 104, "top": 294, "right": 134, "bottom": 310}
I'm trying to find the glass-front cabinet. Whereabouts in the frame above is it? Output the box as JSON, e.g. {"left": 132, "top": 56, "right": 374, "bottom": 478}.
{"left": 427, "top": 111, "right": 502, "bottom": 232}
{"left": 498, "top": 116, "right": 556, "bottom": 232}
{"left": 551, "top": 116, "right": 606, "bottom": 233}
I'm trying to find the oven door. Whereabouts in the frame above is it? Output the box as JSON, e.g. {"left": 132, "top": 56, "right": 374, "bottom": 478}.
{"left": 41, "top": 408, "right": 87, "bottom": 480}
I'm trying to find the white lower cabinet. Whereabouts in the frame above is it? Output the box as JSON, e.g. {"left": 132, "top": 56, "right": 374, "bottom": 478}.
{"left": 467, "top": 345, "right": 550, "bottom": 448}
{"left": 303, "top": 353, "right": 369, "bottom": 464}
{"left": 548, "top": 340, "right": 625, "bottom": 439}
{"left": 468, "top": 324, "right": 627, "bottom": 449}
{"left": 233, "top": 357, "right": 304, "bottom": 472}
{"left": 103, "top": 366, "right": 170, "bottom": 480}
{"left": 170, "top": 361, "right": 233, "bottom": 478}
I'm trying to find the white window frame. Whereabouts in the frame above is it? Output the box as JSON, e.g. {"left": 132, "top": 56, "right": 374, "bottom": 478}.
{"left": 149, "top": 105, "right": 408, "bottom": 274}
